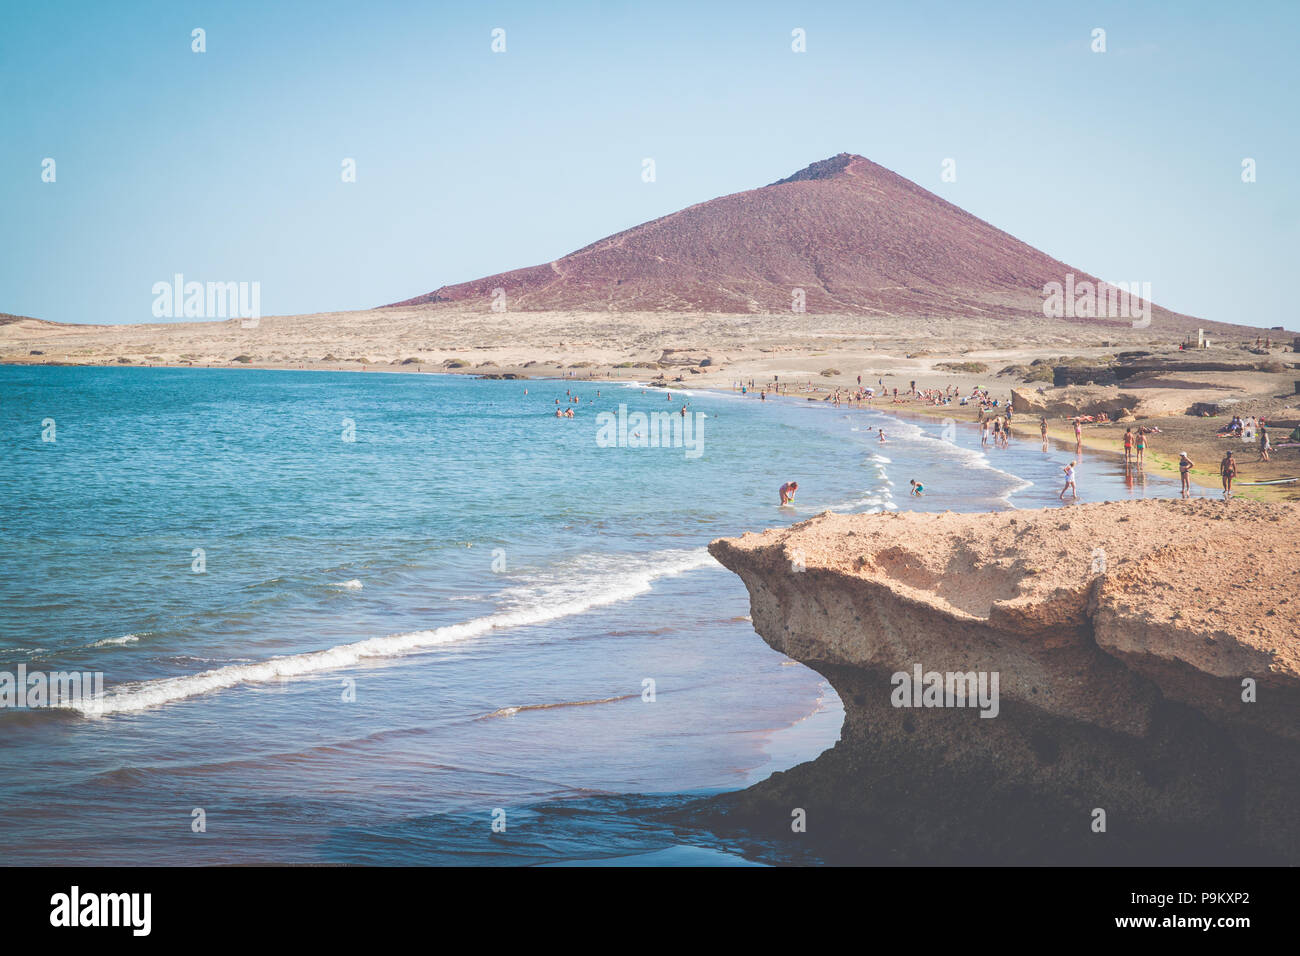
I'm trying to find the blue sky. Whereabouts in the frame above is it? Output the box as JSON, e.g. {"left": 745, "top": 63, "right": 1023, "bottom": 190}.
{"left": 2, "top": 0, "right": 1295, "bottom": 328}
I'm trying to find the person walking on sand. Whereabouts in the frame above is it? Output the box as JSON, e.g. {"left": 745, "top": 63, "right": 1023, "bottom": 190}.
{"left": 1258, "top": 424, "right": 1271, "bottom": 462}
{"left": 779, "top": 481, "right": 798, "bottom": 505}
{"left": 1059, "top": 461, "right": 1077, "bottom": 500}
{"left": 1220, "top": 451, "right": 1237, "bottom": 499}
{"left": 1178, "top": 452, "right": 1194, "bottom": 498}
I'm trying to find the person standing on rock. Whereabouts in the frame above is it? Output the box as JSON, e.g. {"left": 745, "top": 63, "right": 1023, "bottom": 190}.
{"left": 1220, "top": 451, "right": 1237, "bottom": 499}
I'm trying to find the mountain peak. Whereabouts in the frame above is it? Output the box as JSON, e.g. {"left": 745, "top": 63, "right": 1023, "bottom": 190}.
{"left": 385, "top": 155, "right": 1182, "bottom": 325}
{"left": 770, "top": 152, "right": 863, "bottom": 186}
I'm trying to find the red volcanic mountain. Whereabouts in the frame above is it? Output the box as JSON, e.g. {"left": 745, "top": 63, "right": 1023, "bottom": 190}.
{"left": 387, "top": 153, "right": 1176, "bottom": 322}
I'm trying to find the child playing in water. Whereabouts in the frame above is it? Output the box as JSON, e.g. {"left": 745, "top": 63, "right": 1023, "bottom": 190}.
{"left": 909, "top": 479, "right": 924, "bottom": 496}
{"left": 779, "top": 481, "right": 798, "bottom": 505}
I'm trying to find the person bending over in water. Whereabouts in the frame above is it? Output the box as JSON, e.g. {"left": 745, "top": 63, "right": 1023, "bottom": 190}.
{"left": 909, "top": 479, "right": 924, "bottom": 497}
{"left": 779, "top": 481, "right": 798, "bottom": 505}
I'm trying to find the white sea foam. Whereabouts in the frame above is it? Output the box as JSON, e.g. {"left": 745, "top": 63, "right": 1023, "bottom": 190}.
{"left": 65, "top": 548, "right": 717, "bottom": 716}
{"left": 878, "top": 413, "right": 1034, "bottom": 502}
{"left": 89, "top": 635, "right": 140, "bottom": 648}
{"left": 330, "top": 579, "right": 363, "bottom": 590}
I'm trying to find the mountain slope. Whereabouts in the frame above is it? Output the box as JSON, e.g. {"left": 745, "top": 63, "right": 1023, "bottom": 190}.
{"left": 386, "top": 153, "right": 1181, "bottom": 324}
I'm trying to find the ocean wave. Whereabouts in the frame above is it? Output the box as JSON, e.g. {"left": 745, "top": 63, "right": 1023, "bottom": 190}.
{"left": 879, "top": 413, "right": 1034, "bottom": 500}
{"left": 481, "top": 693, "right": 639, "bottom": 719}
{"left": 60, "top": 548, "right": 718, "bottom": 716}
{"left": 329, "top": 579, "right": 363, "bottom": 590}
{"left": 833, "top": 492, "right": 895, "bottom": 513}
{"left": 89, "top": 634, "right": 140, "bottom": 648}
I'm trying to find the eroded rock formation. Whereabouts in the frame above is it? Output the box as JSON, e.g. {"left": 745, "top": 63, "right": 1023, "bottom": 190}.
{"left": 706, "top": 500, "right": 1300, "bottom": 863}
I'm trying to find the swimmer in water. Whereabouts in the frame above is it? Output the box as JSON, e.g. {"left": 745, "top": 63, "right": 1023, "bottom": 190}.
{"left": 779, "top": 481, "right": 798, "bottom": 505}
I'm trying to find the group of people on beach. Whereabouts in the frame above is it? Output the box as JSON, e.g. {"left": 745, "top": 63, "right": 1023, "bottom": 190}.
{"left": 735, "top": 372, "right": 1289, "bottom": 508}
{"left": 1218, "top": 417, "right": 1273, "bottom": 462}
{"left": 981, "top": 416, "right": 1011, "bottom": 449}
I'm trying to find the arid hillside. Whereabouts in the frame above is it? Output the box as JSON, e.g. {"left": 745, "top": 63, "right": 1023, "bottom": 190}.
{"left": 389, "top": 153, "right": 1197, "bottom": 329}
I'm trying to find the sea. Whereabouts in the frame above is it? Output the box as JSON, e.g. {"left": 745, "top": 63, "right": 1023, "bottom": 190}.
{"left": 0, "top": 365, "right": 1179, "bottom": 865}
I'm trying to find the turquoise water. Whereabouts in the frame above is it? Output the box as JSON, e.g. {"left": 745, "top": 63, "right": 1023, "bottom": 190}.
{"left": 0, "top": 366, "right": 1177, "bottom": 864}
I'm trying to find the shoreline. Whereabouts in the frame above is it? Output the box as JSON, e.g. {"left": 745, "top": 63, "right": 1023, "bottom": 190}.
{"left": 892, "top": 399, "right": 1296, "bottom": 503}
{"left": 5, "top": 307, "right": 1297, "bottom": 507}
{"left": 11, "top": 356, "right": 1286, "bottom": 502}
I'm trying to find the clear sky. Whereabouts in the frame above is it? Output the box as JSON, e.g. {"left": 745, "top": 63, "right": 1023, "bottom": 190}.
{"left": 2, "top": 0, "right": 1295, "bottom": 328}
